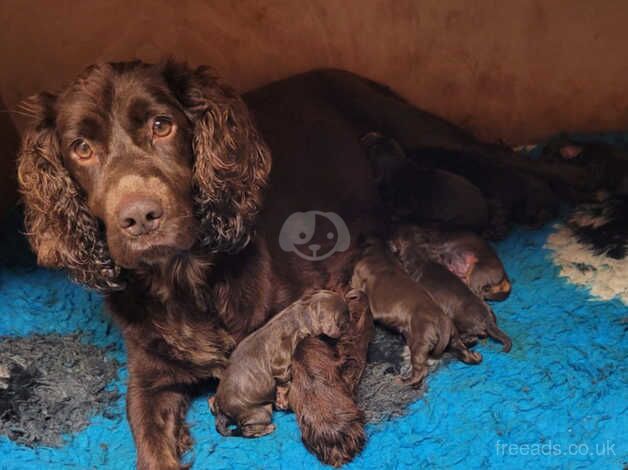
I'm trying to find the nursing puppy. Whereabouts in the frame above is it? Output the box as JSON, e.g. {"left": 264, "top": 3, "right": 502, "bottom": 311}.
{"left": 275, "top": 289, "right": 373, "bottom": 406}
{"left": 351, "top": 239, "right": 482, "bottom": 387}
{"left": 273, "top": 290, "right": 373, "bottom": 467}
{"left": 391, "top": 225, "right": 511, "bottom": 301}
{"left": 361, "top": 132, "right": 490, "bottom": 232}
{"left": 389, "top": 229, "right": 512, "bottom": 352}
{"left": 210, "top": 290, "right": 348, "bottom": 437}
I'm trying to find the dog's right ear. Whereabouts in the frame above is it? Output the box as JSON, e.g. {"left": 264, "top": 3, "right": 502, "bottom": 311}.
{"left": 17, "top": 93, "right": 122, "bottom": 291}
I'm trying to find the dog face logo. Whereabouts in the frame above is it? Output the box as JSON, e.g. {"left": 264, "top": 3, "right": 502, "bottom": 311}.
{"left": 279, "top": 211, "right": 351, "bottom": 261}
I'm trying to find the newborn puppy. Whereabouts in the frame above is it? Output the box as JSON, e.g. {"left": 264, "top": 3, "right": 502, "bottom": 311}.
{"left": 391, "top": 224, "right": 511, "bottom": 301}
{"left": 408, "top": 146, "right": 559, "bottom": 234}
{"left": 361, "top": 132, "right": 490, "bottom": 232}
{"left": 273, "top": 290, "right": 373, "bottom": 467}
{"left": 275, "top": 289, "right": 373, "bottom": 407}
{"left": 389, "top": 230, "right": 512, "bottom": 352}
{"left": 351, "top": 239, "right": 482, "bottom": 387}
{"left": 210, "top": 290, "right": 348, "bottom": 437}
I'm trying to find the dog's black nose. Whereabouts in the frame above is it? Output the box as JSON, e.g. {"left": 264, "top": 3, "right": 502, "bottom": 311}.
{"left": 117, "top": 197, "right": 163, "bottom": 236}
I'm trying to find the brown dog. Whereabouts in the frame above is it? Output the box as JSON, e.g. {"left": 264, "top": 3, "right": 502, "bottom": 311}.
{"left": 273, "top": 289, "right": 374, "bottom": 467}
{"left": 351, "top": 239, "right": 482, "bottom": 387}
{"left": 390, "top": 225, "right": 511, "bottom": 301}
{"left": 389, "top": 229, "right": 512, "bottom": 352}
{"left": 210, "top": 290, "right": 348, "bottom": 437}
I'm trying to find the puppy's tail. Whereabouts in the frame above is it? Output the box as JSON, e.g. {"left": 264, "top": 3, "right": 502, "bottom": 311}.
{"left": 290, "top": 337, "right": 366, "bottom": 467}
{"left": 486, "top": 322, "right": 512, "bottom": 352}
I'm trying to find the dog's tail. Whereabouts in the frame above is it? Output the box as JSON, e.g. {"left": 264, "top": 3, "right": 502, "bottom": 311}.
{"left": 289, "top": 337, "right": 366, "bottom": 467}
{"left": 486, "top": 322, "right": 512, "bottom": 352}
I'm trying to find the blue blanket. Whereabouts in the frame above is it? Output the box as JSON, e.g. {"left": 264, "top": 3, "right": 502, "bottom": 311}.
{"left": 0, "top": 215, "right": 625, "bottom": 469}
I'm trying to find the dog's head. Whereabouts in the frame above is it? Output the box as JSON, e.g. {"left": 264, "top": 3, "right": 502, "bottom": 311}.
{"left": 17, "top": 61, "right": 271, "bottom": 290}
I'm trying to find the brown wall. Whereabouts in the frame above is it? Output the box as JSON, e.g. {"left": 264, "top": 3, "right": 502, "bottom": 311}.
{"left": 1, "top": 0, "right": 627, "bottom": 214}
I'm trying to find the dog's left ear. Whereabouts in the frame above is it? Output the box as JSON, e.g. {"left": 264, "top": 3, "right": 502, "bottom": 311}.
{"left": 163, "top": 61, "right": 271, "bottom": 253}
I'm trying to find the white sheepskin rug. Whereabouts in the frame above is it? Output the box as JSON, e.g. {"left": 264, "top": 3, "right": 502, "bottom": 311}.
{"left": 546, "top": 198, "right": 628, "bottom": 304}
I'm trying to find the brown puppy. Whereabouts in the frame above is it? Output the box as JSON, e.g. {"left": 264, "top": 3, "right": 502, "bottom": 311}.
{"left": 273, "top": 290, "right": 373, "bottom": 467}
{"left": 351, "top": 239, "right": 482, "bottom": 387}
{"left": 391, "top": 225, "right": 511, "bottom": 301}
{"left": 210, "top": 290, "right": 348, "bottom": 437}
{"left": 389, "top": 230, "right": 512, "bottom": 352}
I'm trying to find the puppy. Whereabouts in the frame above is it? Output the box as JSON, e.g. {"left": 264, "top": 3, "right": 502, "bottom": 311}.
{"left": 351, "top": 239, "right": 482, "bottom": 387}
{"left": 209, "top": 290, "right": 348, "bottom": 437}
{"left": 273, "top": 290, "right": 373, "bottom": 467}
{"left": 361, "top": 132, "right": 490, "bottom": 232}
{"left": 389, "top": 230, "right": 512, "bottom": 352}
{"left": 390, "top": 224, "right": 511, "bottom": 301}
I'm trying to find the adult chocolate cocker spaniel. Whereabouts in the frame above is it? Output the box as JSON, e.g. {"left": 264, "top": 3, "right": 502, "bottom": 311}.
{"left": 17, "top": 61, "right": 542, "bottom": 468}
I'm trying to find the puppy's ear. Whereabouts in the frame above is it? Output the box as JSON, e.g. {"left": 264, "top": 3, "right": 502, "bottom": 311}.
{"left": 163, "top": 61, "right": 271, "bottom": 253}
{"left": 442, "top": 251, "right": 478, "bottom": 282}
{"left": 17, "top": 93, "right": 122, "bottom": 291}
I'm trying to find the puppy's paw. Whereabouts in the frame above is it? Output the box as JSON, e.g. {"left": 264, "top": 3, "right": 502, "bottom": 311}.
{"left": 400, "top": 366, "right": 428, "bottom": 388}
{"left": 463, "top": 350, "right": 483, "bottom": 364}
{"left": 275, "top": 384, "right": 290, "bottom": 411}
{"left": 242, "top": 423, "right": 276, "bottom": 438}
{"left": 207, "top": 396, "right": 217, "bottom": 415}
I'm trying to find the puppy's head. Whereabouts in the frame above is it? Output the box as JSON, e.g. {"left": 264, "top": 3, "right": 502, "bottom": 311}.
{"left": 309, "top": 291, "right": 349, "bottom": 338}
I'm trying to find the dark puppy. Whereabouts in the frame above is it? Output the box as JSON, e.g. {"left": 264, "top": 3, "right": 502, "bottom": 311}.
{"left": 520, "top": 135, "right": 628, "bottom": 201}
{"left": 389, "top": 229, "right": 512, "bottom": 352}
{"left": 408, "top": 146, "right": 559, "bottom": 236}
{"left": 210, "top": 290, "right": 348, "bottom": 437}
{"left": 274, "top": 290, "right": 373, "bottom": 467}
{"left": 391, "top": 225, "right": 511, "bottom": 301}
{"left": 351, "top": 239, "right": 482, "bottom": 387}
{"left": 361, "top": 132, "right": 489, "bottom": 232}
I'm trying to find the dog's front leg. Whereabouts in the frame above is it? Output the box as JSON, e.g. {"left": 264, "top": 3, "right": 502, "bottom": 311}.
{"left": 127, "top": 373, "right": 191, "bottom": 470}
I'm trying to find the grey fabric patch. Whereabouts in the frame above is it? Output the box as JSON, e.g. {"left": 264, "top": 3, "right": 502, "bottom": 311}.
{"left": 0, "top": 333, "right": 120, "bottom": 447}
{"left": 358, "top": 327, "right": 440, "bottom": 423}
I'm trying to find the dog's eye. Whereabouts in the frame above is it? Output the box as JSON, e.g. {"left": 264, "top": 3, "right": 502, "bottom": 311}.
{"left": 72, "top": 139, "right": 93, "bottom": 160}
{"left": 152, "top": 116, "right": 173, "bottom": 138}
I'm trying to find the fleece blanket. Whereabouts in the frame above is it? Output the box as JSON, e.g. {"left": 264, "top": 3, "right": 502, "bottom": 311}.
{"left": 0, "top": 158, "right": 626, "bottom": 469}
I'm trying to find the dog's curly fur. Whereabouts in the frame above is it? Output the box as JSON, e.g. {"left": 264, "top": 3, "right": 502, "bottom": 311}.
{"left": 17, "top": 91, "right": 122, "bottom": 291}
{"left": 288, "top": 337, "right": 366, "bottom": 467}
